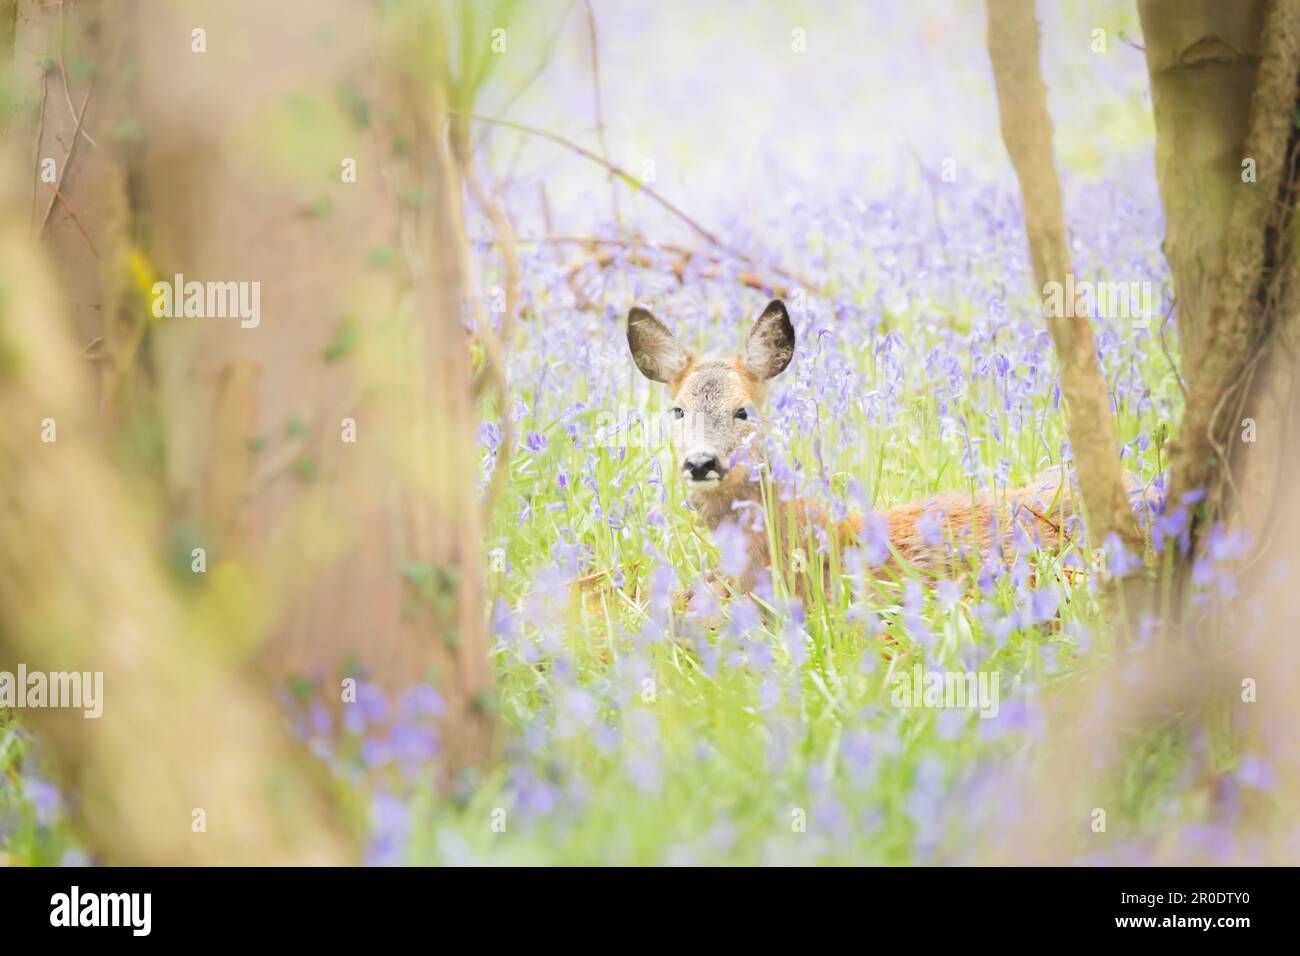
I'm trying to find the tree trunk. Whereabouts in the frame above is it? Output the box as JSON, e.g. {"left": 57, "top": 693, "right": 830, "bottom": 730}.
{"left": 0, "top": 0, "right": 496, "bottom": 865}
{"left": 0, "top": 150, "right": 354, "bottom": 865}
{"left": 986, "top": 0, "right": 1143, "bottom": 555}
{"left": 122, "top": 0, "right": 495, "bottom": 780}
{"left": 1139, "top": 0, "right": 1300, "bottom": 558}
{"left": 1, "top": 1, "right": 15, "bottom": 57}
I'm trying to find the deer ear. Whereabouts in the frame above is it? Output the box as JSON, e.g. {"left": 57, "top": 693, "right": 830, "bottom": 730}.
{"left": 627, "top": 306, "right": 687, "bottom": 383}
{"left": 742, "top": 299, "right": 795, "bottom": 380}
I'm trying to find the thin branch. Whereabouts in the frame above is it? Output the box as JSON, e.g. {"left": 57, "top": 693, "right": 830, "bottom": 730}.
{"left": 904, "top": 140, "right": 950, "bottom": 271}
{"left": 492, "top": 233, "right": 712, "bottom": 254}
{"left": 537, "top": 182, "right": 553, "bottom": 233}
{"left": 489, "top": 119, "right": 532, "bottom": 195}
{"left": 462, "top": 161, "right": 519, "bottom": 525}
{"left": 51, "top": 183, "right": 98, "bottom": 257}
{"left": 453, "top": 113, "right": 721, "bottom": 243}
{"left": 469, "top": 0, "right": 578, "bottom": 154}
{"left": 29, "top": 70, "right": 49, "bottom": 230}
{"left": 36, "top": 75, "right": 93, "bottom": 240}
{"left": 570, "top": 245, "right": 796, "bottom": 303}
{"left": 489, "top": 233, "right": 800, "bottom": 300}
{"left": 449, "top": 111, "right": 825, "bottom": 296}
{"left": 583, "top": 0, "right": 620, "bottom": 227}
{"left": 1157, "top": 300, "right": 1186, "bottom": 400}
{"left": 1116, "top": 30, "right": 1145, "bottom": 52}
{"left": 58, "top": 0, "right": 98, "bottom": 149}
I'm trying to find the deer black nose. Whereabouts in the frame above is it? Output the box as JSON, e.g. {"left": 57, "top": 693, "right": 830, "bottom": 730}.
{"left": 683, "top": 453, "right": 723, "bottom": 481}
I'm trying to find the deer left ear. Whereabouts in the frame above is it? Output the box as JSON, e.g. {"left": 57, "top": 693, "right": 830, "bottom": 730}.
{"left": 742, "top": 299, "right": 795, "bottom": 380}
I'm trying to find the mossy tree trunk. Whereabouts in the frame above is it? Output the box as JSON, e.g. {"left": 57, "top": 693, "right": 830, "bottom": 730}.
{"left": 1139, "top": 0, "right": 1300, "bottom": 573}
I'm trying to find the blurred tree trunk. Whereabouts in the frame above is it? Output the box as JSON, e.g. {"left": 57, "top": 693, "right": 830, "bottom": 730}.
{"left": 1, "top": 1, "right": 15, "bottom": 57}
{"left": 986, "top": 0, "right": 1142, "bottom": 555}
{"left": 1138, "top": 0, "right": 1300, "bottom": 563}
{"left": 0, "top": 0, "right": 496, "bottom": 865}
{"left": 121, "top": 0, "right": 495, "bottom": 779}
{"left": 0, "top": 0, "right": 353, "bottom": 866}
{"left": 0, "top": 151, "right": 354, "bottom": 864}
{"left": 390, "top": 7, "right": 499, "bottom": 772}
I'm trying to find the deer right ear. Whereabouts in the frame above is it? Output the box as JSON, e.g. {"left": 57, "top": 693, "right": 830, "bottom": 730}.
{"left": 627, "top": 306, "right": 687, "bottom": 383}
{"left": 742, "top": 299, "right": 795, "bottom": 380}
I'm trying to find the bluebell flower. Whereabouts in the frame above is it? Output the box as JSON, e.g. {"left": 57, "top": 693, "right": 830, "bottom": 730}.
{"left": 714, "top": 520, "right": 750, "bottom": 578}
{"left": 21, "top": 777, "right": 61, "bottom": 826}
{"left": 1236, "top": 755, "right": 1277, "bottom": 792}
{"left": 936, "top": 578, "right": 963, "bottom": 611}
{"left": 1104, "top": 531, "right": 1141, "bottom": 577}
{"left": 916, "top": 507, "right": 944, "bottom": 547}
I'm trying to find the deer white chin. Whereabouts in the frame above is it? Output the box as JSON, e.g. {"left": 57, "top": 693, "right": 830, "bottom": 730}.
{"left": 684, "top": 477, "right": 721, "bottom": 491}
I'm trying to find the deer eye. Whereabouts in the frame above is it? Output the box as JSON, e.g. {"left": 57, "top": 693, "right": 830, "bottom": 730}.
{"left": 734, "top": 408, "right": 749, "bottom": 420}
{"left": 671, "top": 407, "right": 684, "bottom": 419}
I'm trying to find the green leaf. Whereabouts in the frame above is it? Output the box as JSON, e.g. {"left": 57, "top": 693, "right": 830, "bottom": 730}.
{"left": 366, "top": 245, "right": 396, "bottom": 269}
{"left": 285, "top": 674, "right": 316, "bottom": 704}
{"left": 323, "top": 312, "right": 362, "bottom": 363}
{"left": 336, "top": 81, "right": 371, "bottom": 129}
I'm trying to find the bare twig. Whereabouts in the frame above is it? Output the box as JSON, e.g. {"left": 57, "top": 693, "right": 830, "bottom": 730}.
{"left": 538, "top": 182, "right": 553, "bottom": 233}
{"left": 29, "top": 70, "right": 49, "bottom": 230}
{"left": 1157, "top": 300, "right": 1187, "bottom": 400}
{"left": 453, "top": 113, "right": 721, "bottom": 243}
{"left": 58, "top": 0, "right": 98, "bottom": 149}
{"left": 37, "top": 76, "right": 93, "bottom": 240}
{"left": 51, "top": 183, "right": 98, "bottom": 257}
{"left": 492, "top": 122, "right": 532, "bottom": 194}
{"left": 905, "top": 140, "right": 951, "bottom": 271}
{"left": 462, "top": 162, "right": 519, "bottom": 524}
{"left": 469, "top": 0, "right": 578, "bottom": 154}
{"left": 1117, "top": 30, "right": 1146, "bottom": 52}
{"left": 502, "top": 234, "right": 800, "bottom": 301}
{"left": 583, "top": 0, "right": 621, "bottom": 228}
{"left": 449, "top": 111, "right": 825, "bottom": 296}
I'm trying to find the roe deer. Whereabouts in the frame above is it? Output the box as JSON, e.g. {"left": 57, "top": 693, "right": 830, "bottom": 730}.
{"left": 626, "top": 299, "right": 1081, "bottom": 596}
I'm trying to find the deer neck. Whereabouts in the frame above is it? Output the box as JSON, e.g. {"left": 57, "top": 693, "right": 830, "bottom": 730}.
{"left": 690, "top": 474, "right": 766, "bottom": 533}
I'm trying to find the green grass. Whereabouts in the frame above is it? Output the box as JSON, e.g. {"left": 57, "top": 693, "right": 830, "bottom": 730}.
{"left": 1, "top": 284, "right": 1261, "bottom": 866}
{"left": 413, "top": 288, "right": 1208, "bottom": 865}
